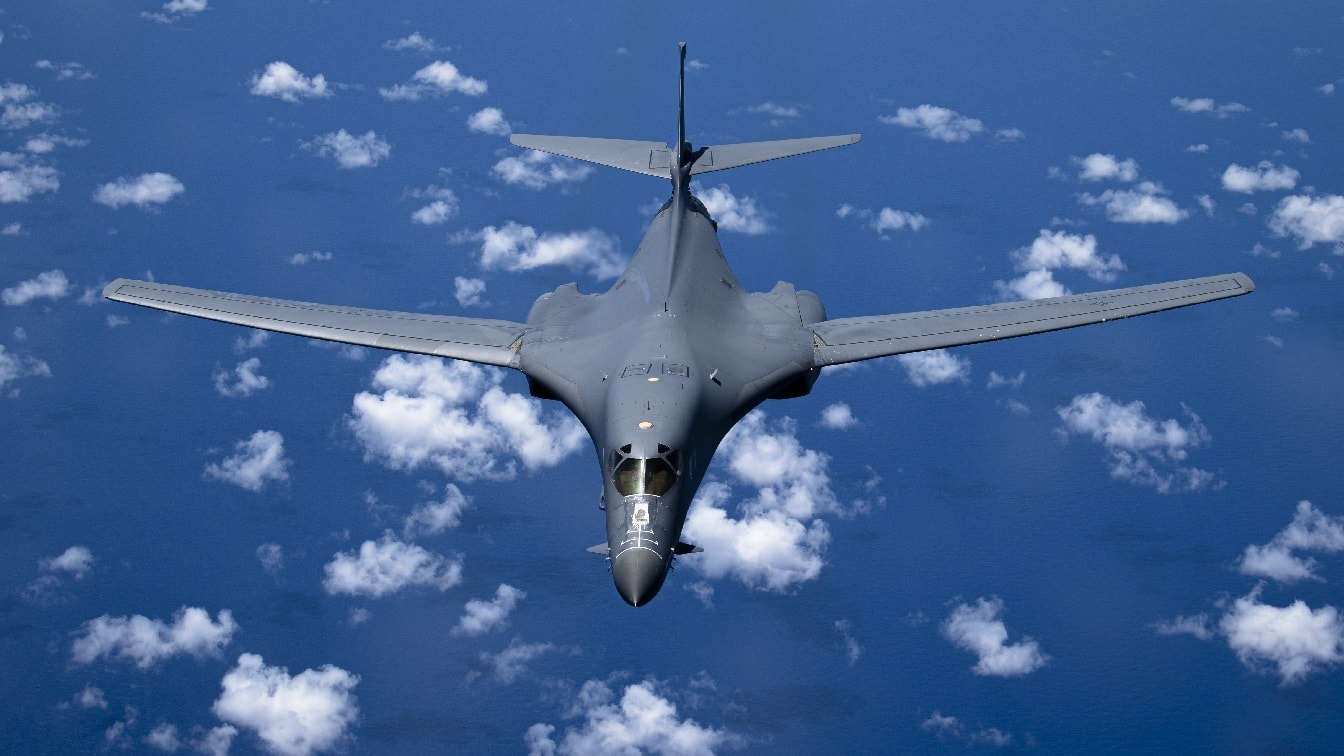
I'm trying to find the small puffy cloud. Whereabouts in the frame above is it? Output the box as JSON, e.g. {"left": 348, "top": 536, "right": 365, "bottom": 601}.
{"left": 322, "top": 532, "right": 463, "bottom": 598}
{"left": 196, "top": 726, "right": 237, "bottom": 756}
{"left": 452, "top": 584, "right": 525, "bottom": 637}
{"left": 302, "top": 130, "right": 390, "bottom": 169}
{"left": 42, "top": 545, "right": 93, "bottom": 579}
{"left": 213, "top": 357, "right": 271, "bottom": 398}
{"left": 289, "top": 250, "right": 332, "bottom": 265}
{"left": 234, "top": 329, "right": 269, "bottom": 354}
{"left": 526, "top": 678, "right": 739, "bottom": 754}
{"left": 836, "top": 204, "right": 928, "bottom": 237}
{"left": 213, "top": 653, "right": 359, "bottom": 756}
{"left": 0, "top": 156, "right": 60, "bottom": 202}
{"left": 77, "top": 684, "right": 108, "bottom": 709}
{"left": 462, "top": 221, "right": 624, "bottom": 280}
{"left": 492, "top": 150, "right": 593, "bottom": 189}
{"left": 745, "top": 101, "right": 802, "bottom": 119}
{"left": 1197, "top": 194, "right": 1216, "bottom": 216}
{"left": 403, "top": 483, "right": 470, "bottom": 538}
{"left": 1267, "top": 194, "right": 1344, "bottom": 250}
{"left": 1220, "top": 586, "right": 1344, "bottom": 686}
{"left": 2, "top": 223, "right": 20, "bottom": 235}
{"left": 895, "top": 349, "right": 970, "bottom": 387}
{"left": 1282, "top": 128, "right": 1311, "bottom": 144}
{"left": 1270, "top": 307, "right": 1298, "bottom": 322}
{"left": 71, "top": 607, "right": 238, "bottom": 669}
{"left": 921, "top": 712, "right": 1013, "bottom": 747}
{"left": 467, "top": 107, "right": 511, "bottom": 136}
{"left": 1, "top": 95, "right": 59, "bottom": 131}
{"left": 1221, "top": 161, "right": 1299, "bottom": 194}
{"left": 1152, "top": 613, "right": 1215, "bottom": 641}
{"left": 1074, "top": 153, "right": 1139, "bottom": 182}
{"left": 22, "top": 133, "right": 87, "bottom": 153}
{"left": 1056, "top": 392, "right": 1217, "bottom": 493}
{"left": 683, "top": 411, "right": 871, "bottom": 592}
{"left": 145, "top": 723, "right": 181, "bottom": 751}
{"left": 1187, "top": 143, "right": 1210, "bottom": 153}
{"left": 881, "top": 104, "right": 984, "bottom": 142}
{"left": 380, "top": 60, "right": 487, "bottom": 100}
{"left": 994, "top": 127, "right": 1025, "bottom": 142}
{"left": 34, "top": 60, "right": 95, "bottom": 81}
{"left": 3, "top": 269, "right": 69, "bottom": 305}
{"left": 987, "top": 370, "right": 1025, "bottom": 390}
{"left": 481, "top": 638, "right": 556, "bottom": 684}
{"left": 0, "top": 344, "right": 52, "bottom": 393}
{"left": 834, "top": 619, "right": 863, "bottom": 665}
{"left": 142, "top": 0, "right": 207, "bottom": 23}
{"left": 383, "top": 32, "right": 439, "bottom": 53}
{"left": 996, "top": 230, "right": 1124, "bottom": 301}
{"left": 257, "top": 543, "right": 284, "bottom": 575}
{"left": 1319, "top": 83, "right": 1336, "bottom": 96}
{"left": 349, "top": 355, "right": 587, "bottom": 482}
{"left": 1237, "top": 501, "right": 1344, "bottom": 583}
{"left": 92, "top": 172, "right": 184, "bottom": 209}
{"left": 1170, "top": 96, "right": 1248, "bottom": 117}
{"left": 1077, "top": 181, "right": 1188, "bottom": 224}
{"left": 695, "top": 183, "right": 771, "bottom": 234}
{"left": 819, "top": 402, "right": 857, "bottom": 430}
{"left": 942, "top": 597, "right": 1049, "bottom": 677}
{"left": 249, "top": 62, "right": 331, "bottom": 103}
{"left": 411, "top": 200, "right": 456, "bottom": 225}
{"left": 454, "top": 276, "right": 487, "bottom": 308}
{"left": 203, "top": 430, "right": 292, "bottom": 492}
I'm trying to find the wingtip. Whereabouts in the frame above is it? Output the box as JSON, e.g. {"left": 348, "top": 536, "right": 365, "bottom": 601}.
{"left": 1233, "top": 272, "right": 1256, "bottom": 293}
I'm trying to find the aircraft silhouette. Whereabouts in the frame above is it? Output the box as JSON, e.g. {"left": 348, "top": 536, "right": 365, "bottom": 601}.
{"left": 106, "top": 44, "right": 1253, "bottom": 605}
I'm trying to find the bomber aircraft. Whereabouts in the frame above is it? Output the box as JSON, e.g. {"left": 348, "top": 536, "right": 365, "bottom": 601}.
{"left": 106, "top": 44, "right": 1253, "bottom": 606}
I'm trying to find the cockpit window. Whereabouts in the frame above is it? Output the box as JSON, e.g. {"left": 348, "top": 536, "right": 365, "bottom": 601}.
{"left": 611, "top": 445, "right": 681, "bottom": 497}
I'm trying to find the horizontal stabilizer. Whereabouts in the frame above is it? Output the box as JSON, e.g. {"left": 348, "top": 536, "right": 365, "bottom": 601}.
{"left": 673, "top": 541, "right": 703, "bottom": 555}
{"left": 692, "top": 134, "right": 861, "bottom": 174}
{"left": 510, "top": 135, "right": 671, "bottom": 177}
{"left": 587, "top": 543, "right": 610, "bottom": 555}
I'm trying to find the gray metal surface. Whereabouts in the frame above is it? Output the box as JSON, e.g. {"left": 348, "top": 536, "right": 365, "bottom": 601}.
{"left": 106, "top": 45, "right": 1254, "bottom": 606}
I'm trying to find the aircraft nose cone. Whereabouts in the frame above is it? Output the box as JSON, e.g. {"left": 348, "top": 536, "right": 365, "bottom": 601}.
{"left": 612, "top": 548, "right": 668, "bottom": 607}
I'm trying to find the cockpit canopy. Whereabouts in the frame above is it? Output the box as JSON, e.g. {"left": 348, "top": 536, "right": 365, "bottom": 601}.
{"left": 610, "top": 443, "right": 681, "bottom": 497}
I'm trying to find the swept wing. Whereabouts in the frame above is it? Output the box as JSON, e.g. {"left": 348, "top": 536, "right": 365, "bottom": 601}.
{"left": 103, "top": 278, "right": 528, "bottom": 368}
{"left": 811, "top": 272, "right": 1254, "bottom": 366}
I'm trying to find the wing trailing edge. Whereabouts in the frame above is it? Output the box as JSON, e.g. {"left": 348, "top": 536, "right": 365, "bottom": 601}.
{"left": 811, "top": 272, "right": 1254, "bottom": 367}
{"left": 103, "top": 279, "right": 528, "bottom": 368}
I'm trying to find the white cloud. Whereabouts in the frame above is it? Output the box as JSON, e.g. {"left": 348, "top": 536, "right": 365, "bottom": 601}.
{"left": 257, "top": 543, "right": 284, "bottom": 575}
{"left": 1197, "top": 194, "right": 1216, "bottom": 216}
{"left": 213, "top": 357, "right": 271, "bottom": 398}
{"left": 142, "top": 0, "right": 208, "bottom": 23}
{"left": 2, "top": 96, "right": 58, "bottom": 130}
{"left": 1267, "top": 194, "right": 1344, "bottom": 250}
{"left": 1237, "top": 501, "right": 1344, "bottom": 583}
{"left": 1319, "top": 83, "right": 1336, "bottom": 95}
{"left": 819, "top": 402, "right": 857, "bottom": 430}
{"left": 0, "top": 156, "right": 59, "bottom": 202}
{"left": 995, "top": 268, "right": 1069, "bottom": 301}
{"left": 1283, "top": 128, "right": 1311, "bottom": 144}
{"left": 920, "top": 712, "right": 1013, "bottom": 747}
{"left": 683, "top": 412, "right": 869, "bottom": 592}
{"left": 2, "top": 222, "right": 20, "bottom": 234}
{"left": 380, "top": 60, "right": 487, "bottom": 100}
{"left": 289, "top": 250, "right": 332, "bottom": 265}
{"left": 526, "top": 678, "right": 739, "bottom": 755}
{"left": 1074, "top": 153, "right": 1139, "bottom": 182}
{"left": 869, "top": 207, "right": 929, "bottom": 233}
{"left": 452, "top": 584, "right": 525, "bottom": 637}
{"left": 1151, "top": 613, "right": 1215, "bottom": 640}
{"left": 1003, "top": 230, "right": 1125, "bottom": 300}
{"left": 481, "top": 638, "right": 556, "bottom": 684}
{"left": 895, "top": 349, "right": 971, "bottom": 387}
{"left": 994, "top": 128, "right": 1025, "bottom": 142}
{"left": 302, "top": 130, "right": 390, "bottom": 169}
{"left": 42, "top": 545, "right": 93, "bottom": 578}
{"left": 323, "top": 533, "right": 462, "bottom": 598}
{"left": 249, "top": 62, "right": 331, "bottom": 103}
{"left": 213, "top": 653, "right": 359, "bottom": 756}
{"left": 77, "top": 684, "right": 108, "bottom": 709}
{"left": 1187, "top": 143, "right": 1210, "bottom": 153}
{"left": 834, "top": 619, "right": 863, "bottom": 665}
{"left": 145, "top": 723, "right": 181, "bottom": 751}
{"left": 1220, "top": 586, "right": 1344, "bottom": 686}
{"left": 234, "top": 330, "right": 269, "bottom": 354}
{"left": 881, "top": 104, "right": 984, "bottom": 142}
{"left": 349, "top": 355, "right": 587, "bottom": 482}
{"left": 403, "top": 483, "right": 470, "bottom": 538}
{"left": 3, "top": 268, "right": 69, "bottom": 305}
{"left": 745, "top": 101, "right": 802, "bottom": 119}
{"left": 195, "top": 725, "right": 237, "bottom": 756}
{"left": 694, "top": 183, "right": 771, "bottom": 234}
{"left": 1170, "top": 96, "right": 1248, "bottom": 117}
{"left": 92, "top": 172, "right": 184, "bottom": 209}
{"left": 463, "top": 221, "right": 624, "bottom": 280}
{"left": 0, "top": 344, "right": 51, "bottom": 393}
{"left": 411, "top": 199, "right": 457, "bottom": 225}
{"left": 987, "top": 370, "right": 1025, "bottom": 390}
{"left": 454, "top": 276, "right": 487, "bottom": 308}
{"left": 1221, "top": 162, "right": 1300, "bottom": 194}
{"left": 467, "top": 107, "right": 512, "bottom": 136}
{"left": 25, "top": 133, "right": 88, "bottom": 153}
{"left": 492, "top": 150, "right": 593, "bottom": 189}
{"left": 383, "top": 32, "right": 439, "bottom": 53}
{"left": 203, "top": 430, "right": 292, "bottom": 492}
{"left": 1270, "top": 307, "right": 1298, "bottom": 322}
{"left": 34, "top": 60, "right": 95, "bottom": 81}
{"left": 1077, "top": 181, "right": 1188, "bottom": 224}
{"left": 71, "top": 607, "right": 238, "bottom": 669}
{"left": 941, "top": 597, "right": 1049, "bottom": 677}
{"left": 1056, "top": 393, "right": 1217, "bottom": 493}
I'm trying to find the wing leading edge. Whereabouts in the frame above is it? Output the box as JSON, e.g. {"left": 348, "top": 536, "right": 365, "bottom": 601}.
{"left": 103, "top": 279, "right": 528, "bottom": 368}
{"left": 811, "top": 272, "right": 1254, "bottom": 367}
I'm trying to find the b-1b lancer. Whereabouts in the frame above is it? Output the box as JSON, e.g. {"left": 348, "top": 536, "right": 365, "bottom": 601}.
{"left": 106, "top": 44, "right": 1253, "bottom": 606}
